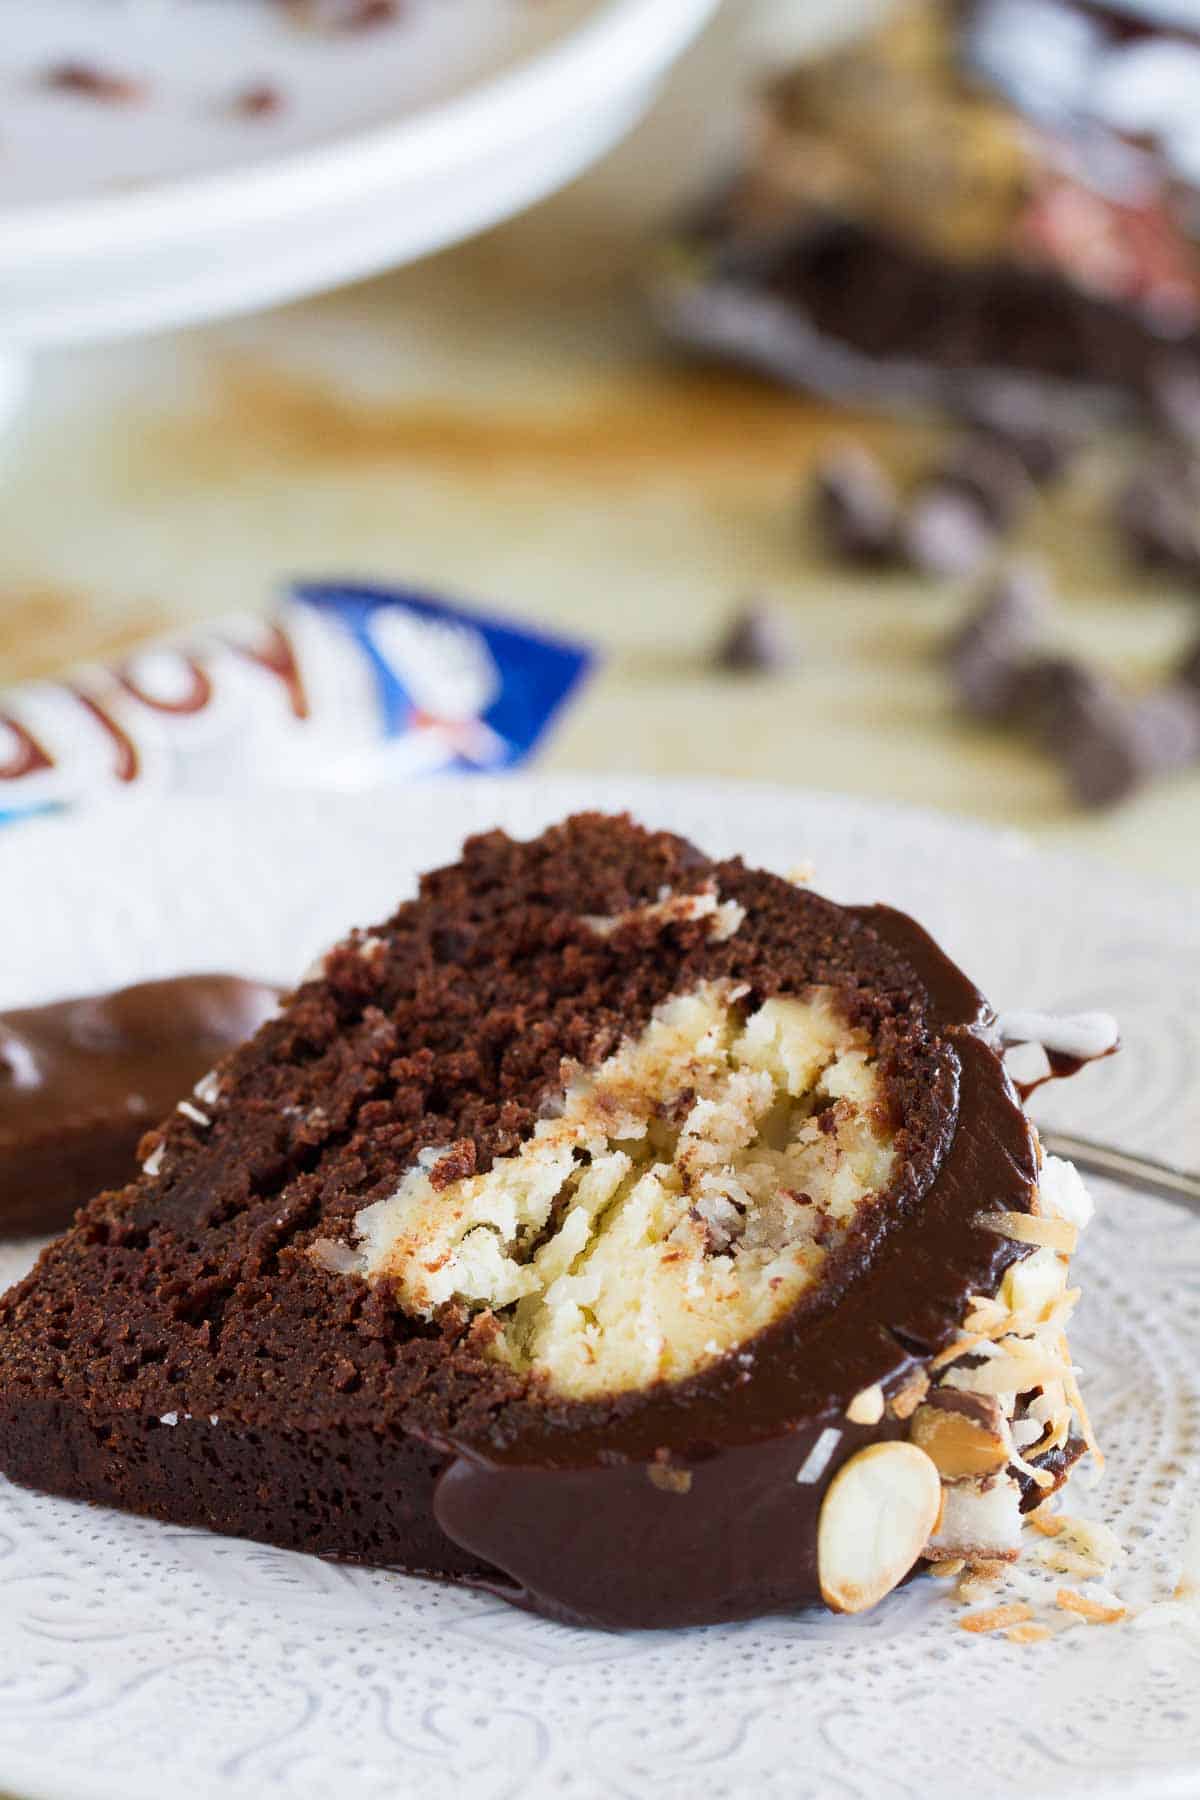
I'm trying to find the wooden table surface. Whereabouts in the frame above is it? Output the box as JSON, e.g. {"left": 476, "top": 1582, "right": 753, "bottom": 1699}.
{"left": 1, "top": 5, "right": 1196, "bottom": 888}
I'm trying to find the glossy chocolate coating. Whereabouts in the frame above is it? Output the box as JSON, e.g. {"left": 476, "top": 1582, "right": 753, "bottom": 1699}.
{"left": 0, "top": 975, "right": 280, "bottom": 1238}
{"left": 434, "top": 908, "right": 1039, "bottom": 1629}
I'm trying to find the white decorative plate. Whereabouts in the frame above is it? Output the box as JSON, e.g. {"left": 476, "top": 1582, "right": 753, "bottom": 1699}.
{"left": 0, "top": 0, "right": 718, "bottom": 349}
{"left": 1, "top": 777, "right": 1199, "bottom": 1800}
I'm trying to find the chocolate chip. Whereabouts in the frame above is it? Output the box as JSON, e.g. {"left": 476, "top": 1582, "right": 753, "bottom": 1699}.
{"left": 43, "top": 62, "right": 145, "bottom": 103}
{"left": 945, "top": 560, "right": 1053, "bottom": 722}
{"left": 1053, "top": 682, "right": 1200, "bottom": 808}
{"left": 964, "top": 389, "right": 1085, "bottom": 486}
{"left": 1114, "top": 456, "right": 1200, "bottom": 575}
{"left": 901, "top": 488, "right": 996, "bottom": 579}
{"left": 1018, "top": 655, "right": 1116, "bottom": 749}
{"left": 1147, "top": 358, "right": 1200, "bottom": 450}
{"left": 926, "top": 438, "right": 1035, "bottom": 533}
{"left": 810, "top": 445, "right": 900, "bottom": 564}
{"left": 712, "top": 600, "right": 798, "bottom": 674}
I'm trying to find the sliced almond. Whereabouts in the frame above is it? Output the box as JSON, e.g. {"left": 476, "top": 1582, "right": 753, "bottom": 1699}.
{"left": 910, "top": 1392, "right": 1010, "bottom": 1480}
{"left": 818, "top": 1441, "right": 942, "bottom": 1615}
{"left": 846, "top": 1382, "right": 885, "bottom": 1425}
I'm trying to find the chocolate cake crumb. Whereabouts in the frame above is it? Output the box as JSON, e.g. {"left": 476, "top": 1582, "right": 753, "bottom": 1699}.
{"left": 230, "top": 83, "right": 284, "bottom": 120}
{"left": 43, "top": 62, "right": 146, "bottom": 104}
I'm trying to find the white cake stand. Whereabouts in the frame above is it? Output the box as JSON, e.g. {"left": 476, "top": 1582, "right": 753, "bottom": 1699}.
{"left": 0, "top": 0, "right": 720, "bottom": 414}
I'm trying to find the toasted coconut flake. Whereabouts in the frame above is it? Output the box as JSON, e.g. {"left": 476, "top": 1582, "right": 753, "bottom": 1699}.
{"left": 1029, "top": 1506, "right": 1065, "bottom": 1538}
{"left": 1009, "top": 1447, "right": 1057, "bottom": 1491}
{"left": 928, "top": 1558, "right": 965, "bottom": 1578}
{"left": 1060, "top": 1355, "right": 1104, "bottom": 1471}
{"left": 942, "top": 1350, "right": 1066, "bottom": 1397}
{"left": 979, "top": 1211, "right": 1078, "bottom": 1253}
{"left": 1035, "top": 1516, "right": 1120, "bottom": 1580}
{"left": 1056, "top": 1588, "right": 1126, "bottom": 1624}
{"left": 957, "top": 1573, "right": 1003, "bottom": 1603}
{"left": 968, "top": 1558, "right": 1012, "bottom": 1582}
{"left": 929, "top": 1332, "right": 996, "bottom": 1372}
{"left": 1006, "top": 1622, "right": 1051, "bottom": 1645}
{"left": 960, "top": 1602, "right": 1034, "bottom": 1634}
{"left": 962, "top": 1294, "right": 1010, "bottom": 1336}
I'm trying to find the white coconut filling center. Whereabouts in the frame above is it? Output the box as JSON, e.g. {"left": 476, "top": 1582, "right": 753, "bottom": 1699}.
{"left": 348, "top": 981, "right": 897, "bottom": 1400}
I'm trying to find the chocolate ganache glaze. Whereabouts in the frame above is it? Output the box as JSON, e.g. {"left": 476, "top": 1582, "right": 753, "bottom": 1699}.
{"left": 0, "top": 975, "right": 280, "bottom": 1237}
{"left": 432, "top": 908, "right": 1041, "bottom": 1630}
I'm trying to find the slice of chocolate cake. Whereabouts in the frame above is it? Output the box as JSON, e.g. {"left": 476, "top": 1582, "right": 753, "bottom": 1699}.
{"left": 0, "top": 815, "right": 1099, "bottom": 1628}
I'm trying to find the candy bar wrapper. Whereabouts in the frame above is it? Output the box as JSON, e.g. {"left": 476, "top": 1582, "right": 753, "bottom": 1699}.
{"left": 0, "top": 582, "right": 594, "bottom": 826}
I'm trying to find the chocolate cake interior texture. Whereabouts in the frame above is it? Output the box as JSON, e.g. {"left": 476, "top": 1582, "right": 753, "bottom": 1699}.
{"left": 0, "top": 814, "right": 1094, "bottom": 1628}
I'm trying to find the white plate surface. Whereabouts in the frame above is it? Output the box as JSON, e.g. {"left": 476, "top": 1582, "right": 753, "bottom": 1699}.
{"left": 1, "top": 776, "right": 1199, "bottom": 1800}
{"left": 0, "top": 0, "right": 718, "bottom": 344}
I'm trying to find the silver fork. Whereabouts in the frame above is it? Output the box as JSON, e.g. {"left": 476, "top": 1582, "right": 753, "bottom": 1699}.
{"left": 1040, "top": 1130, "right": 1200, "bottom": 1212}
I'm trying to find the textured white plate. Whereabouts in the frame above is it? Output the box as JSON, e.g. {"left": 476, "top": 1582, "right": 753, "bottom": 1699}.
{"left": 2, "top": 776, "right": 1199, "bottom": 1800}
{"left": 0, "top": 0, "right": 719, "bottom": 345}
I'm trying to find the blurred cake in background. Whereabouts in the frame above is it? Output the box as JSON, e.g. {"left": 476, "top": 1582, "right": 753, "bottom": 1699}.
{"left": 660, "top": 0, "right": 1200, "bottom": 422}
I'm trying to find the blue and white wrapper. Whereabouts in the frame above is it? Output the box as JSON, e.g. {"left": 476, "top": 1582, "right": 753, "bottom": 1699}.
{"left": 0, "top": 582, "right": 593, "bottom": 826}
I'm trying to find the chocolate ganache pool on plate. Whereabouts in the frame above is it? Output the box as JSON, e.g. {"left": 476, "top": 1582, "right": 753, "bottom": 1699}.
{"left": 0, "top": 814, "right": 1107, "bottom": 1628}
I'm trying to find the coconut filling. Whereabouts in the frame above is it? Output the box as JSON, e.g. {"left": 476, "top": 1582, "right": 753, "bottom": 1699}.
{"left": 343, "top": 982, "right": 898, "bottom": 1400}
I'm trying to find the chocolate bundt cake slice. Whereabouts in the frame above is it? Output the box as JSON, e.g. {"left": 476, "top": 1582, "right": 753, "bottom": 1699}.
{"left": 0, "top": 814, "right": 1096, "bottom": 1627}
